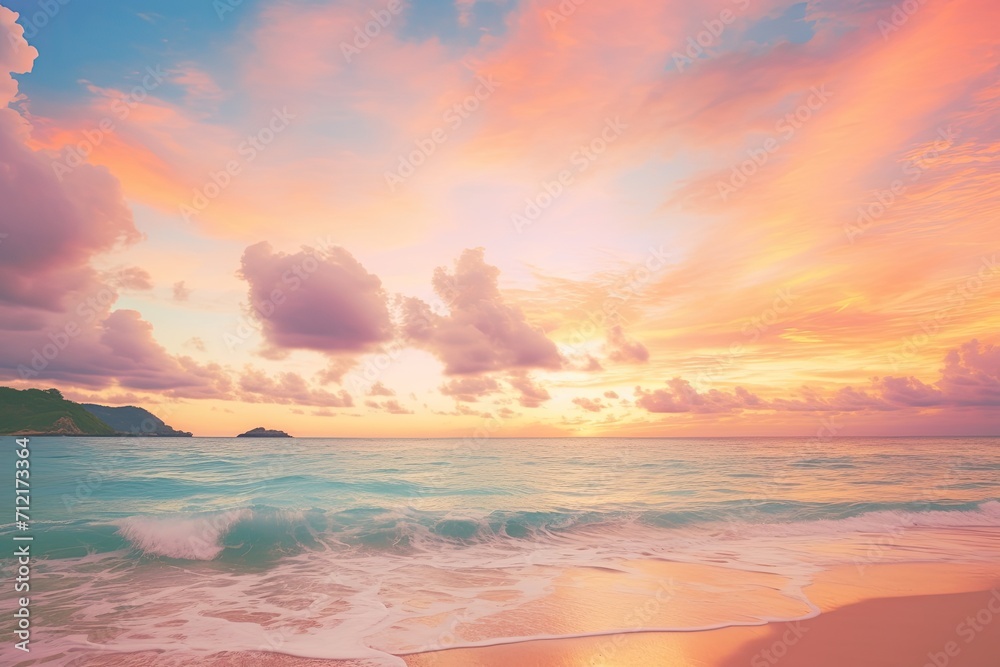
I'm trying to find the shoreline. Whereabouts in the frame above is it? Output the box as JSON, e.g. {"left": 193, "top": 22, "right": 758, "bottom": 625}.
{"left": 401, "top": 588, "right": 1000, "bottom": 667}
{"left": 402, "top": 561, "right": 1000, "bottom": 666}
{"left": 62, "top": 561, "right": 1000, "bottom": 667}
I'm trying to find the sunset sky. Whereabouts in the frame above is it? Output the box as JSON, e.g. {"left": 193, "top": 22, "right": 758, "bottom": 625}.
{"left": 0, "top": 0, "right": 998, "bottom": 436}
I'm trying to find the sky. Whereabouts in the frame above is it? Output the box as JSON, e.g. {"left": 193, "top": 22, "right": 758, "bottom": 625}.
{"left": 0, "top": 0, "right": 998, "bottom": 437}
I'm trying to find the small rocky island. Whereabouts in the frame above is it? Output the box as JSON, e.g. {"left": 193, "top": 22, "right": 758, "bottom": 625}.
{"left": 237, "top": 426, "right": 292, "bottom": 438}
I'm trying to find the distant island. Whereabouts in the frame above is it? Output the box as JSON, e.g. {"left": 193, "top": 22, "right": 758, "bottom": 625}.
{"left": 0, "top": 387, "right": 192, "bottom": 436}
{"left": 237, "top": 427, "right": 292, "bottom": 438}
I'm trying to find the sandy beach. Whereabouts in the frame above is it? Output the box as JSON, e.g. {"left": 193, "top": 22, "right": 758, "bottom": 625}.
{"left": 401, "top": 562, "right": 1000, "bottom": 667}
{"left": 403, "top": 587, "right": 1000, "bottom": 667}
{"left": 67, "top": 561, "right": 1000, "bottom": 667}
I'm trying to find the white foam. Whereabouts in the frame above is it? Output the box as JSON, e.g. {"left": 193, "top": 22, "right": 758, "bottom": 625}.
{"left": 116, "top": 509, "right": 250, "bottom": 560}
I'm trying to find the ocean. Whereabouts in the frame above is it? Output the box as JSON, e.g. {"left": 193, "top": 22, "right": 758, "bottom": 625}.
{"left": 3, "top": 436, "right": 1000, "bottom": 666}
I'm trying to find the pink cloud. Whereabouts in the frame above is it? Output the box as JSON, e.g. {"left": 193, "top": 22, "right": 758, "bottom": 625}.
{"left": 368, "top": 381, "right": 396, "bottom": 396}
{"left": 238, "top": 367, "right": 354, "bottom": 407}
{"left": 110, "top": 267, "right": 154, "bottom": 291}
{"left": 572, "top": 396, "right": 605, "bottom": 413}
{"left": 0, "top": 7, "right": 34, "bottom": 109}
{"left": 935, "top": 339, "right": 1000, "bottom": 406}
{"left": 172, "top": 281, "right": 192, "bottom": 302}
{"left": 0, "top": 308, "right": 232, "bottom": 398}
{"left": 507, "top": 370, "right": 551, "bottom": 408}
{"left": 315, "top": 358, "right": 358, "bottom": 385}
{"left": 636, "top": 379, "right": 765, "bottom": 414}
{"left": 605, "top": 324, "right": 650, "bottom": 364}
{"left": 769, "top": 385, "right": 891, "bottom": 413}
{"left": 379, "top": 399, "right": 413, "bottom": 414}
{"left": 874, "top": 376, "right": 943, "bottom": 407}
{"left": 635, "top": 338, "right": 1000, "bottom": 417}
{"left": 239, "top": 242, "right": 393, "bottom": 354}
{"left": 776, "top": 341, "right": 1000, "bottom": 411}
{"left": 401, "top": 248, "right": 562, "bottom": 374}
{"left": 440, "top": 375, "right": 502, "bottom": 402}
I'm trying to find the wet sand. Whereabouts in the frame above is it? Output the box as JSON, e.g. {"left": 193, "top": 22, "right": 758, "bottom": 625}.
{"left": 405, "top": 589, "right": 1000, "bottom": 666}
{"left": 403, "top": 562, "right": 1000, "bottom": 667}
{"left": 66, "top": 562, "right": 1000, "bottom": 667}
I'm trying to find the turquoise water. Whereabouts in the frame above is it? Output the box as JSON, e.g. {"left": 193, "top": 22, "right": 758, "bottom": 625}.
{"left": 3, "top": 436, "right": 1000, "bottom": 665}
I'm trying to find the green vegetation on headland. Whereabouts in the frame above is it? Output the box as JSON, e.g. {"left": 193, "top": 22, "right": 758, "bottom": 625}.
{"left": 81, "top": 403, "right": 192, "bottom": 437}
{"left": 0, "top": 387, "right": 191, "bottom": 436}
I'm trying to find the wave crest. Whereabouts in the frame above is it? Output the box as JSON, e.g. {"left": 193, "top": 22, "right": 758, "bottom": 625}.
{"left": 117, "top": 509, "right": 251, "bottom": 560}
{"left": 110, "top": 500, "right": 1000, "bottom": 562}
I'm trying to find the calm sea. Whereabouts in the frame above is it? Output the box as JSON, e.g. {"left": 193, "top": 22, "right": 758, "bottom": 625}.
{"left": 3, "top": 436, "right": 999, "bottom": 665}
